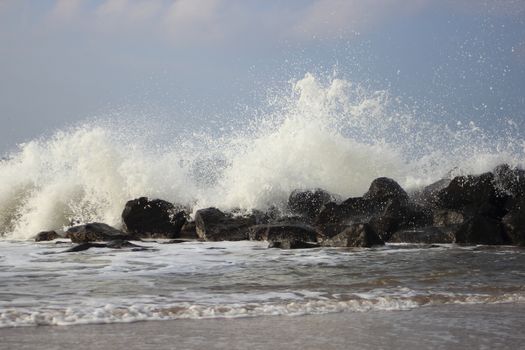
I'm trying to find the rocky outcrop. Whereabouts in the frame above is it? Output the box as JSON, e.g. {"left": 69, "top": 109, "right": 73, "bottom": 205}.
{"left": 194, "top": 207, "right": 255, "bottom": 241}
{"left": 35, "top": 231, "right": 60, "bottom": 242}
{"left": 315, "top": 178, "right": 430, "bottom": 242}
{"left": 122, "top": 197, "right": 187, "bottom": 238}
{"left": 288, "top": 188, "right": 337, "bottom": 221}
{"left": 65, "top": 223, "right": 136, "bottom": 243}
{"left": 321, "top": 223, "right": 384, "bottom": 248}
{"left": 435, "top": 173, "right": 508, "bottom": 218}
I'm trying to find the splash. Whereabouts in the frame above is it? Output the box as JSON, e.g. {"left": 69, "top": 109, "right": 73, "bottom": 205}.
{"left": 0, "top": 73, "right": 523, "bottom": 239}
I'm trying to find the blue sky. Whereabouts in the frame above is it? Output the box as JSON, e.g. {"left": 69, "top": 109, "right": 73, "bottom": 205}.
{"left": 1, "top": 0, "right": 524, "bottom": 153}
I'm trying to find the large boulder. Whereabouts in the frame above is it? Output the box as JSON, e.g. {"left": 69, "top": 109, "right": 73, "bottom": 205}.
{"left": 436, "top": 173, "right": 508, "bottom": 218}
{"left": 194, "top": 207, "right": 255, "bottom": 241}
{"left": 321, "top": 223, "right": 384, "bottom": 248}
{"left": 288, "top": 188, "right": 337, "bottom": 221}
{"left": 249, "top": 224, "right": 318, "bottom": 242}
{"left": 454, "top": 215, "right": 509, "bottom": 245}
{"left": 122, "top": 197, "right": 187, "bottom": 238}
{"left": 316, "top": 194, "right": 430, "bottom": 242}
{"left": 65, "top": 223, "right": 136, "bottom": 243}
{"left": 502, "top": 197, "right": 525, "bottom": 246}
{"left": 364, "top": 177, "right": 409, "bottom": 206}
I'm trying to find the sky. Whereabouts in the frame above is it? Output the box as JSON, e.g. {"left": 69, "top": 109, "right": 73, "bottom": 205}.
{"left": 0, "top": 0, "right": 524, "bottom": 154}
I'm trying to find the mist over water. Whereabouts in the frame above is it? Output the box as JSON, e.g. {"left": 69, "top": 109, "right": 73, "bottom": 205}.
{"left": 0, "top": 73, "right": 523, "bottom": 240}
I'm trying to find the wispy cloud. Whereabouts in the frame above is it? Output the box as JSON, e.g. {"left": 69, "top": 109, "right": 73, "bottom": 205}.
{"left": 7, "top": 0, "right": 525, "bottom": 46}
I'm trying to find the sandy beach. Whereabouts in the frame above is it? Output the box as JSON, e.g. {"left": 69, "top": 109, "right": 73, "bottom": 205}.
{"left": 1, "top": 303, "right": 523, "bottom": 350}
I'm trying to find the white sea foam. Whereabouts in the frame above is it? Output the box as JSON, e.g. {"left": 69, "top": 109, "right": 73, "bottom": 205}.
{"left": 0, "top": 73, "right": 523, "bottom": 239}
{"left": 1, "top": 292, "right": 523, "bottom": 328}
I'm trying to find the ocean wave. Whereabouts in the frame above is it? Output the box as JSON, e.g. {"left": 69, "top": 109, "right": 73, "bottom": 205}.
{"left": 1, "top": 292, "right": 523, "bottom": 328}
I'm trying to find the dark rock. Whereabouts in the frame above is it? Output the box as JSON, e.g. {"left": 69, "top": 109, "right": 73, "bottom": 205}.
{"left": 369, "top": 200, "right": 433, "bottom": 241}
{"left": 249, "top": 224, "right": 318, "bottom": 242}
{"left": 454, "top": 215, "right": 509, "bottom": 245}
{"left": 194, "top": 207, "right": 255, "bottom": 241}
{"left": 268, "top": 240, "right": 319, "bottom": 249}
{"left": 63, "top": 242, "right": 107, "bottom": 252}
{"left": 321, "top": 223, "right": 384, "bottom": 248}
{"left": 62, "top": 240, "right": 148, "bottom": 252}
{"left": 288, "top": 188, "right": 337, "bottom": 221}
{"left": 363, "top": 177, "right": 409, "bottom": 206}
{"left": 502, "top": 197, "right": 525, "bottom": 246}
{"left": 180, "top": 221, "right": 198, "bottom": 239}
{"left": 436, "top": 173, "right": 508, "bottom": 218}
{"left": 389, "top": 227, "right": 454, "bottom": 244}
{"left": 65, "top": 223, "right": 136, "bottom": 243}
{"left": 122, "top": 197, "right": 187, "bottom": 238}
{"left": 411, "top": 178, "right": 451, "bottom": 207}
{"left": 492, "top": 164, "right": 525, "bottom": 198}
{"left": 35, "top": 231, "right": 60, "bottom": 242}
{"left": 316, "top": 197, "right": 375, "bottom": 228}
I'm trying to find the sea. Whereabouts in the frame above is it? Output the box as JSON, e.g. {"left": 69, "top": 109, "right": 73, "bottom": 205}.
{"left": 0, "top": 74, "right": 524, "bottom": 343}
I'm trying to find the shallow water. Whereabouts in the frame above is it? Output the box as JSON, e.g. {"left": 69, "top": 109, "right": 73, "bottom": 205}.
{"left": 1, "top": 240, "right": 523, "bottom": 327}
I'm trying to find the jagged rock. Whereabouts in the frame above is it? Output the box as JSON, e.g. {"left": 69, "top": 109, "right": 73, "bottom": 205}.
{"left": 502, "top": 197, "right": 525, "bottom": 246}
{"left": 194, "top": 207, "right": 255, "bottom": 241}
{"left": 321, "top": 223, "right": 384, "bottom": 248}
{"left": 249, "top": 224, "right": 318, "bottom": 242}
{"left": 316, "top": 195, "right": 431, "bottom": 242}
{"left": 122, "top": 197, "right": 187, "bottom": 238}
{"left": 268, "top": 240, "right": 319, "bottom": 249}
{"left": 65, "top": 223, "right": 136, "bottom": 243}
{"left": 389, "top": 227, "right": 454, "bottom": 244}
{"left": 288, "top": 188, "right": 337, "bottom": 221}
{"left": 364, "top": 177, "right": 409, "bottom": 206}
{"left": 436, "top": 173, "right": 508, "bottom": 218}
{"left": 35, "top": 231, "right": 60, "bottom": 242}
{"left": 369, "top": 200, "right": 433, "bottom": 241}
{"left": 454, "top": 215, "right": 509, "bottom": 245}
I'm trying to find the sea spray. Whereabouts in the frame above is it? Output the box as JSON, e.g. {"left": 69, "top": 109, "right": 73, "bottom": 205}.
{"left": 0, "top": 73, "right": 523, "bottom": 239}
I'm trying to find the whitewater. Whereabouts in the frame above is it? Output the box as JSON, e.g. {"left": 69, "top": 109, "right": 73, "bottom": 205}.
{"left": 0, "top": 73, "right": 523, "bottom": 240}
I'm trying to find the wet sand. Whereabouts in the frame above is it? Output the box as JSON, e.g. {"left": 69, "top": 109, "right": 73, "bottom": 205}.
{"left": 1, "top": 303, "right": 523, "bottom": 350}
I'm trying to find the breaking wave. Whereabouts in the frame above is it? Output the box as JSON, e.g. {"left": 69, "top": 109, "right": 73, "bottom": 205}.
{"left": 1, "top": 73, "right": 523, "bottom": 239}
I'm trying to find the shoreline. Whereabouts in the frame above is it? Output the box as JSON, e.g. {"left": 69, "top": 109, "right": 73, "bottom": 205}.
{"left": 1, "top": 303, "right": 523, "bottom": 350}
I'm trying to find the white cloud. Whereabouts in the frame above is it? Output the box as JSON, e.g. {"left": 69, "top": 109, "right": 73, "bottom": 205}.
{"left": 40, "top": 0, "right": 525, "bottom": 45}
{"left": 292, "top": 0, "right": 430, "bottom": 39}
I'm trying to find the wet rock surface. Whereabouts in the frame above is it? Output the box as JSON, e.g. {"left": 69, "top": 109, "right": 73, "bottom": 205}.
{"left": 321, "top": 223, "right": 384, "bottom": 248}
{"left": 195, "top": 207, "right": 256, "bottom": 241}
{"left": 65, "top": 223, "right": 137, "bottom": 243}
{"left": 42, "top": 163, "right": 525, "bottom": 249}
{"left": 122, "top": 197, "right": 187, "bottom": 238}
